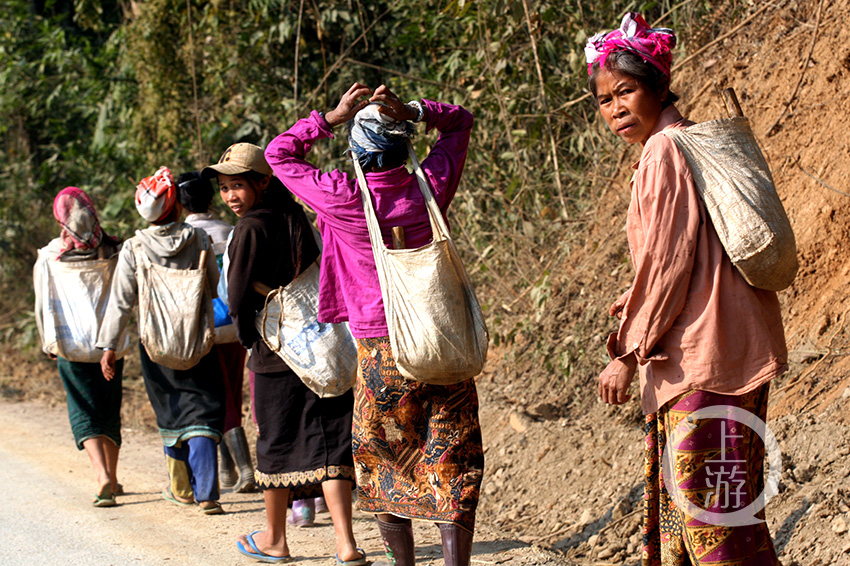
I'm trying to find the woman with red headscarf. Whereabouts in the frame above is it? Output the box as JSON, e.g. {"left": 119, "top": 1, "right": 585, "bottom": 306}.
{"left": 34, "top": 187, "right": 125, "bottom": 507}
{"left": 97, "top": 166, "right": 227, "bottom": 515}
{"left": 588, "top": 13, "right": 786, "bottom": 566}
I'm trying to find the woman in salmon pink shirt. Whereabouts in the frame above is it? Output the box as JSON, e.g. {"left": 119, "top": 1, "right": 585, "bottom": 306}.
{"left": 589, "top": 13, "right": 787, "bottom": 566}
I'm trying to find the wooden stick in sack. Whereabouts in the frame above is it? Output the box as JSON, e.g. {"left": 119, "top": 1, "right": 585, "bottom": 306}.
{"left": 195, "top": 249, "right": 208, "bottom": 333}
{"left": 722, "top": 88, "right": 744, "bottom": 118}
{"left": 392, "top": 226, "right": 406, "bottom": 250}
{"left": 253, "top": 281, "right": 274, "bottom": 297}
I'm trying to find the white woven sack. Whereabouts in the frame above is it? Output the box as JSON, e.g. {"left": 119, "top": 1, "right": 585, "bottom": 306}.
{"left": 256, "top": 258, "right": 357, "bottom": 398}
{"left": 355, "top": 141, "right": 489, "bottom": 385}
{"left": 132, "top": 241, "right": 214, "bottom": 370}
{"left": 38, "top": 252, "right": 131, "bottom": 363}
{"left": 662, "top": 117, "right": 798, "bottom": 291}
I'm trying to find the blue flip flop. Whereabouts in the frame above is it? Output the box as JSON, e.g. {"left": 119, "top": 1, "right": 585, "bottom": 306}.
{"left": 237, "top": 531, "right": 293, "bottom": 563}
{"left": 335, "top": 548, "right": 368, "bottom": 566}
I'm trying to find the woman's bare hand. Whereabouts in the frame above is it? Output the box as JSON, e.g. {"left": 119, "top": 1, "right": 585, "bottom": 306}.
{"left": 598, "top": 353, "right": 637, "bottom": 405}
{"left": 370, "top": 84, "right": 417, "bottom": 122}
{"left": 325, "top": 82, "right": 373, "bottom": 128}
{"left": 609, "top": 287, "right": 632, "bottom": 319}
{"left": 100, "top": 350, "right": 117, "bottom": 381}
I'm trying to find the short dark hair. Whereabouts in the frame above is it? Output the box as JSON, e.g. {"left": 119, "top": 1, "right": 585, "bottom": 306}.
{"left": 362, "top": 143, "right": 408, "bottom": 172}
{"left": 177, "top": 171, "right": 213, "bottom": 213}
{"left": 589, "top": 50, "right": 679, "bottom": 108}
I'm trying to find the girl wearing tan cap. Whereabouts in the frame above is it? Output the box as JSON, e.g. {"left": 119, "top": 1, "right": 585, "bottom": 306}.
{"left": 203, "top": 144, "right": 364, "bottom": 565}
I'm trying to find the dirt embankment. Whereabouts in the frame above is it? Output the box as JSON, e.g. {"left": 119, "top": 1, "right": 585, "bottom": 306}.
{"left": 475, "top": 0, "right": 850, "bottom": 564}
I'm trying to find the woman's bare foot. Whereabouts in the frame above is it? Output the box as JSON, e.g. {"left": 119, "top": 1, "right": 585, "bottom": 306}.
{"left": 237, "top": 530, "right": 290, "bottom": 559}
{"left": 92, "top": 481, "right": 116, "bottom": 507}
{"left": 335, "top": 546, "right": 364, "bottom": 563}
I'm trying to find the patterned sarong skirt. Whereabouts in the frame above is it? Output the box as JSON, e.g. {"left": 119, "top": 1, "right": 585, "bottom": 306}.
{"left": 642, "top": 384, "right": 779, "bottom": 566}
{"left": 352, "top": 337, "right": 484, "bottom": 533}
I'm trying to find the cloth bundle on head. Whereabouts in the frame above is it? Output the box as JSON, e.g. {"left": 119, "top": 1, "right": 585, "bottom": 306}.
{"left": 348, "top": 103, "right": 415, "bottom": 169}
{"left": 136, "top": 166, "right": 177, "bottom": 223}
{"left": 585, "top": 12, "right": 676, "bottom": 77}
{"left": 53, "top": 187, "right": 115, "bottom": 259}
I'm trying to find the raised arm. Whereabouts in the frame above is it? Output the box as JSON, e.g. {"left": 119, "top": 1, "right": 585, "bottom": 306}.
{"left": 417, "top": 100, "right": 474, "bottom": 209}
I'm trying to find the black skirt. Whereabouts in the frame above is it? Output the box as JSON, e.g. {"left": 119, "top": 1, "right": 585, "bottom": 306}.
{"left": 253, "top": 368, "right": 355, "bottom": 500}
{"left": 139, "top": 342, "right": 226, "bottom": 446}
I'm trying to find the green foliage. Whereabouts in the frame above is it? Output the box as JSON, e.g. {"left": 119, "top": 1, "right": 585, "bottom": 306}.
{"left": 0, "top": 1, "right": 142, "bottom": 311}
{"left": 0, "top": 0, "right": 734, "bottom": 384}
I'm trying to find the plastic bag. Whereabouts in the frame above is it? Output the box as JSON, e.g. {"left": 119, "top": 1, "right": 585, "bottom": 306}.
{"left": 256, "top": 258, "right": 357, "bottom": 398}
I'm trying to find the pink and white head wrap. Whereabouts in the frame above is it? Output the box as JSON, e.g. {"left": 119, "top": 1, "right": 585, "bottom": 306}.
{"left": 135, "top": 166, "right": 177, "bottom": 223}
{"left": 585, "top": 13, "right": 676, "bottom": 77}
{"left": 52, "top": 187, "right": 111, "bottom": 258}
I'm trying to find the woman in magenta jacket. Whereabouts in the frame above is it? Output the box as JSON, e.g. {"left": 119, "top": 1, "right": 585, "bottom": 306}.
{"left": 265, "top": 83, "right": 484, "bottom": 566}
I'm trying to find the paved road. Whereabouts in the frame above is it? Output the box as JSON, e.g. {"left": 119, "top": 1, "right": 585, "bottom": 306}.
{"left": 0, "top": 401, "right": 546, "bottom": 566}
{"left": 0, "top": 401, "right": 377, "bottom": 566}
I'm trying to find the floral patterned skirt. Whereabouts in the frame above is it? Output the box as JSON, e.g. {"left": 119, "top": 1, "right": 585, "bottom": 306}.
{"left": 642, "top": 384, "right": 779, "bottom": 566}
{"left": 352, "top": 337, "right": 484, "bottom": 533}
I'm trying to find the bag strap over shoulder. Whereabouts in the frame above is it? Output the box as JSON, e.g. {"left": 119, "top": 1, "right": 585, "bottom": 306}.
{"left": 406, "top": 141, "right": 453, "bottom": 241}
{"left": 355, "top": 140, "right": 451, "bottom": 254}
{"left": 129, "top": 238, "right": 151, "bottom": 270}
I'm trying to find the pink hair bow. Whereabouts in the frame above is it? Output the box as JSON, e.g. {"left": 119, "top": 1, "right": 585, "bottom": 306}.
{"left": 585, "top": 13, "right": 677, "bottom": 77}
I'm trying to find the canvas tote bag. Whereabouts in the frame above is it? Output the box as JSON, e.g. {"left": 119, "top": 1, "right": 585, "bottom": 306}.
{"left": 354, "top": 141, "right": 489, "bottom": 385}
{"left": 661, "top": 117, "right": 798, "bottom": 291}
{"left": 37, "top": 250, "right": 131, "bottom": 363}
{"left": 132, "top": 240, "right": 215, "bottom": 370}
{"left": 255, "top": 255, "right": 358, "bottom": 398}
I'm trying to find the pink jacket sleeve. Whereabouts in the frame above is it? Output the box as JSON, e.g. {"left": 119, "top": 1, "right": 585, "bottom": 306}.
{"left": 264, "top": 101, "right": 474, "bottom": 212}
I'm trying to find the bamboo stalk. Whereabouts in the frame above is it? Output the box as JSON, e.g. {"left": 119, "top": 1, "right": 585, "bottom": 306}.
{"left": 765, "top": 0, "right": 823, "bottom": 136}
{"left": 343, "top": 58, "right": 464, "bottom": 92}
{"left": 185, "top": 0, "right": 202, "bottom": 168}
{"left": 293, "top": 0, "right": 305, "bottom": 106}
{"left": 521, "top": 0, "right": 566, "bottom": 216}
{"left": 302, "top": 2, "right": 400, "bottom": 113}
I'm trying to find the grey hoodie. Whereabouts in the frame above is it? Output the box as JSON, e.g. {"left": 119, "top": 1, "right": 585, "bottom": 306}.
{"left": 96, "top": 222, "right": 219, "bottom": 349}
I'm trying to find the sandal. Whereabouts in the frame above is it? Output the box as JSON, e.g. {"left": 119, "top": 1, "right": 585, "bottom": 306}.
{"left": 93, "top": 483, "right": 116, "bottom": 507}
{"left": 92, "top": 491, "right": 116, "bottom": 508}
{"left": 335, "top": 548, "right": 368, "bottom": 566}
{"left": 199, "top": 500, "right": 225, "bottom": 515}
{"left": 162, "top": 486, "right": 194, "bottom": 506}
{"left": 237, "top": 531, "right": 293, "bottom": 563}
